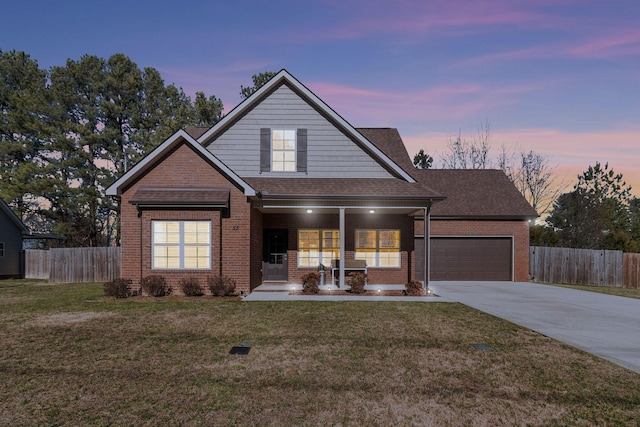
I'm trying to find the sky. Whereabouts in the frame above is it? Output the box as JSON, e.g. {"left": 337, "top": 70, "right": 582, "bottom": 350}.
{"left": 2, "top": 0, "right": 639, "bottom": 195}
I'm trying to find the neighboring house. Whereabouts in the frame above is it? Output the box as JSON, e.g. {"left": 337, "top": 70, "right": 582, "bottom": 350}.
{"left": 0, "top": 199, "right": 28, "bottom": 279}
{"left": 106, "top": 70, "right": 537, "bottom": 295}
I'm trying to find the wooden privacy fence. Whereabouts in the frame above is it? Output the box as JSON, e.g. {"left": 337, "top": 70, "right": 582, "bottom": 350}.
{"left": 530, "top": 246, "right": 640, "bottom": 288}
{"left": 25, "top": 247, "right": 121, "bottom": 283}
{"left": 623, "top": 253, "right": 640, "bottom": 289}
{"left": 24, "top": 249, "right": 50, "bottom": 280}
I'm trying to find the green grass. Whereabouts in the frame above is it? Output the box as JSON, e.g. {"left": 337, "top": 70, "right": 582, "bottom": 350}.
{"left": 1, "top": 280, "right": 639, "bottom": 426}
{"left": 543, "top": 282, "right": 640, "bottom": 299}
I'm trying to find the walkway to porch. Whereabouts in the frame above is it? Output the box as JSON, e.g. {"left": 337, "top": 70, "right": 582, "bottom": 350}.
{"left": 245, "top": 284, "right": 442, "bottom": 302}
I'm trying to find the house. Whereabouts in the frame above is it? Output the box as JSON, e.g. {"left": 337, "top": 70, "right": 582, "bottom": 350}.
{"left": 106, "top": 70, "right": 537, "bottom": 294}
{"left": 0, "top": 199, "right": 28, "bottom": 279}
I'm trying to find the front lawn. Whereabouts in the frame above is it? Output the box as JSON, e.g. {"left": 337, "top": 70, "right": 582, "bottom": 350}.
{"left": 544, "top": 282, "right": 640, "bottom": 299}
{"left": 1, "top": 280, "right": 639, "bottom": 426}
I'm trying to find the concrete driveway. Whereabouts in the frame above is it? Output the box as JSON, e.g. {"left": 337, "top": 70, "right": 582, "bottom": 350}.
{"left": 429, "top": 281, "right": 640, "bottom": 374}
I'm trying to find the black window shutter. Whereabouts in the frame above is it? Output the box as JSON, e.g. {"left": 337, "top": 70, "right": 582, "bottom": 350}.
{"left": 297, "top": 128, "right": 307, "bottom": 173}
{"left": 260, "top": 128, "right": 271, "bottom": 172}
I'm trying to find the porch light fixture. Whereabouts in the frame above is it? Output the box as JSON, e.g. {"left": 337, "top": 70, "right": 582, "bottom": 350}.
{"left": 306, "top": 209, "right": 313, "bottom": 214}
{"left": 369, "top": 209, "right": 375, "bottom": 214}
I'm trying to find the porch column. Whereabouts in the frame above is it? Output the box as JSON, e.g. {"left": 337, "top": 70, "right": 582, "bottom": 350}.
{"left": 339, "top": 207, "right": 345, "bottom": 287}
{"left": 423, "top": 205, "right": 431, "bottom": 289}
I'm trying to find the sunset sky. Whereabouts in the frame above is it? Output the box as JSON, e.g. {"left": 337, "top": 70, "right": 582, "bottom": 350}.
{"left": 2, "top": 0, "right": 639, "bottom": 195}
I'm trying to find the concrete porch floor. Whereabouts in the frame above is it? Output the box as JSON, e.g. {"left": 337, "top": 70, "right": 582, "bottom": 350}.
{"left": 244, "top": 283, "right": 442, "bottom": 302}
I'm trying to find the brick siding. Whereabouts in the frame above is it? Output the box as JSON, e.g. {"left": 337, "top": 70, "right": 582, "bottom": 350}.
{"left": 414, "top": 218, "right": 531, "bottom": 282}
{"left": 120, "top": 141, "right": 252, "bottom": 295}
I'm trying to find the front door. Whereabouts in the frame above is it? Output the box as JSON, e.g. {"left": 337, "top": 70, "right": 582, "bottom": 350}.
{"left": 263, "top": 229, "right": 288, "bottom": 281}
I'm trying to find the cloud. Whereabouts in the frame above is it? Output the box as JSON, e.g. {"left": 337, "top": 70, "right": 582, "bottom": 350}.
{"left": 453, "top": 27, "right": 640, "bottom": 69}
{"left": 568, "top": 29, "right": 640, "bottom": 58}
{"left": 306, "top": 79, "right": 551, "bottom": 127}
{"left": 269, "top": 0, "right": 557, "bottom": 44}
{"left": 156, "top": 61, "right": 282, "bottom": 110}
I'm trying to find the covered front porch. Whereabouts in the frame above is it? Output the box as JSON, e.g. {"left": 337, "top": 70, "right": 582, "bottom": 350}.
{"left": 253, "top": 200, "right": 434, "bottom": 289}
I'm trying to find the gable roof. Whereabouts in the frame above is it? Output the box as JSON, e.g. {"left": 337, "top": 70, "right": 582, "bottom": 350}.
{"left": 197, "top": 69, "right": 416, "bottom": 183}
{"left": 129, "top": 187, "right": 230, "bottom": 208}
{"left": 184, "top": 126, "right": 210, "bottom": 139}
{"left": 414, "top": 169, "right": 539, "bottom": 219}
{"left": 357, "top": 128, "right": 537, "bottom": 219}
{"left": 0, "top": 198, "right": 29, "bottom": 234}
{"left": 357, "top": 128, "right": 417, "bottom": 176}
{"left": 105, "top": 130, "right": 256, "bottom": 197}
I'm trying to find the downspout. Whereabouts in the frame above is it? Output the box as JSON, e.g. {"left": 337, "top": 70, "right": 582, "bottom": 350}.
{"left": 139, "top": 210, "right": 143, "bottom": 294}
{"left": 339, "top": 207, "right": 345, "bottom": 288}
{"left": 423, "top": 202, "right": 431, "bottom": 290}
{"left": 219, "top": 211, "right": 223, "bottom": 276}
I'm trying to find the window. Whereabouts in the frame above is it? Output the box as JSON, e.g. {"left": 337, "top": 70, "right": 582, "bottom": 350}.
{"left": 298, "top": 229, "right": 339, "bottom": 267}
{"left": 355, "top": 229, "right": 400, "bottom": 267}
{"left": 260, "top": 128, "right": 307, "bottom": 173}
{"left": 152, "top": 221, "right": 210, "bottom": 269}
{"left": 271, "top": 129, "right": 296, "bottom": 171}
{"left": 0, "top": 242, "right": 4, "bottom": 257}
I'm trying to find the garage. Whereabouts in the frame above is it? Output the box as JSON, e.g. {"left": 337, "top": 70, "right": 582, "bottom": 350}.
{"left": 415, "top": 237, "right": 513, "bottom": 281}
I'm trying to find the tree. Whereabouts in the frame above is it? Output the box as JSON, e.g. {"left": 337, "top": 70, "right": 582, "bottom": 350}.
{"left": 193, "top": 91, "right": 223, "bottom": 126}
{"left": 546, "top": 189, "right": 603, "bottom": 248}
{"left": 0, "top": 50, "right": 227, "bottom": 246}
{"left": 529, "top": 224, "right": 559, "bottom": 247}
{"left": 630, "top": 197, "right": 640, "bottom": 245}
{"left": 0, "top": 49, "right": 49, "bottom": 225}
{"left": 413, "top": 149, "right": 433, "bottom": 169}
{"left": 496, "top": 143, "right": 562, "bottom": 217}
{"left": 513, "top": 151, "right": 562, "bottom": 216}
{"left": 441, "top": 120, "right": 491, "bottom": 169}
{"left": 240, "top": 71, "right": 277, "bottom": 99}
{"left": 577, "top": 162, "right": 632, "bottom": 229}
{"left": 44, "top": 53, "right": 223, "bottom": 246}
{"left": 547, "top": 162, "right": 634, "bottom": 249}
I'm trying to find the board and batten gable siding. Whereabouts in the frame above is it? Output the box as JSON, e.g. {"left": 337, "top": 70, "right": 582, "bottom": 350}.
{"left": 206, "top": 84, "right": 393, "bottom": 178}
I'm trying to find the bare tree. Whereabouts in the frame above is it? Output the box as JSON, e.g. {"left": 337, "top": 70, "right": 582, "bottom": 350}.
{"left": 497, "top": 143, "right": 516, "bottom": 182}
{"left": 513, "top": 151, "right": 562, "bottom": 216}
{"left": 442, "top": 131, "right": 468, "bottom": 168}
{"left": 470, "top": 119, "right": 491, "bottom": 169}
{"left": 441, "top": 120, "right": 491, "bottom": 169}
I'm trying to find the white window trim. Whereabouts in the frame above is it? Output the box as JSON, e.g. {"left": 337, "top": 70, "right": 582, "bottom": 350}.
{"left": 271, "top": 129, "right": 297, "bottom": 172}
{"left": 152, "top": 221, "right": 211, "bottom": 270}
{"left": 354, "top": 229, "right": 401, "bottom": 268}
{"left": 297, "top": 229, "right": 340, "bottom": 268}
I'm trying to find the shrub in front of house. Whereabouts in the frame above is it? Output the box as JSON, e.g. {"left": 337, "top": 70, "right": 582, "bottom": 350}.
{"left": 347, "top": 272, "right": 367, "bottom": 294}
{"left": 104, "top": 278, "right": 132, "bottom": 298}
{"left": 179, "top": 277, "right": 204, "bottom": 297}
{"left": 405, "top": 279, "right": 423, "bottom": 296}
{"left": 141, "top": 275, "right": 172, "bottom": 297}
{"left": 207, "top": 275, "right": 236, "bottom": 297}
{"left": 301, "top": 272, "right": 320, "bottom": 294}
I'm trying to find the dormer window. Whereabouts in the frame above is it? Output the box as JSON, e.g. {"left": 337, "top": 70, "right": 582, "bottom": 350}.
{"left": 271, "top": 130, "right": 296, "bottom": 171}
{"left": 260, "top": 128, "right": 307, "bottom": 173}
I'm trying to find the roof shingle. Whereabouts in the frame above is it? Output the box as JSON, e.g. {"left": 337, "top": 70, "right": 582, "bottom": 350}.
{"left": 414, "top": 169, "right": 538, "bottom": 218}
{"left": 129, "top": 187, "right": 230, "bottom": 207}
{"left": 243, "top": 177, "right": 443, "bottom": 201}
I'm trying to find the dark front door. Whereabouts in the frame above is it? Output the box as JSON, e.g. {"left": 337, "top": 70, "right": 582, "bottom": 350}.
{"left": 263, "top": 229, "right": 288, "bottom": 281}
